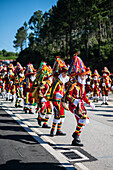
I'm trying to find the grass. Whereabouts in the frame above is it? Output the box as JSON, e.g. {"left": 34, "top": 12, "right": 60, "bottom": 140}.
{"left": 0, "top": 55, "right": 17, "bottom": 60}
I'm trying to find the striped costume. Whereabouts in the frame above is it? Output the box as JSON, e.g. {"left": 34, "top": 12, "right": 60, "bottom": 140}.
{"left": 37, "top": 80, "right": 52, "bottom": 127}
{"left": 23, "top": 76, "right": 35, "bottom": 113}
{"left": 50, "top": 73, "right": 69, "bottom": 136}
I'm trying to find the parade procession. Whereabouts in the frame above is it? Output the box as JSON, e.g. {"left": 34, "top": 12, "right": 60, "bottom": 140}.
{"left": 1, "top": 0, "right": 113, "bottom": 169}
{"left": 0, "top": 53, "right": 113, "bottom": 148}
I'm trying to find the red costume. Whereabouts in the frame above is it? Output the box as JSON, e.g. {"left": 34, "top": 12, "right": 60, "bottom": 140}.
{"left": 100, "top": 67, "right": 111, "bottom": 105}
{"left": 65, "top": 54, "right": 95, "bottom": 146}
{"left": 90, "top": 69, "right": 100, "bottom": 102}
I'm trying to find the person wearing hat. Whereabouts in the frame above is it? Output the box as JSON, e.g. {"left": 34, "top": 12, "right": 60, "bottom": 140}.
{"left": 34, "top": 63, "right": 53, "bottom": 128}
{"left": 1, "top": 65, "right": 7, "bottom": 98}
{"left": 23, "top": 63, "right": 36, "bottom": 113}
{"left": 100, "top": 67, "right": 111, "bottom": 105}
{"left": 14, "top": 63, "right": 25, "bottom": 107}
{"left": 0, "top": 63, "right": 4, "bottom": 94}
{"left": 85, "top": 67, "right": 92, "bottom": 99}
{"left": 90, "top": 69, "right": 100, "bottom": 102}
{"left": 65, "top": 54, "right": 95, "bottom": 146}
{"left": 5, "top": 63, "right": 15, "bottom": 101}
{"left": 49, "top": 64, "right": 69, "bottom": 136}
{"left": 0, "top": 71, "right": 3, "bottom": 94}
{"left": 110, "top": 73, "right": 113, "bottom": 94}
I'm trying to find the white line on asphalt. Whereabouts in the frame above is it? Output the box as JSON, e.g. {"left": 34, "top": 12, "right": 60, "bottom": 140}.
{"left": 75, "top": 163, "right": 89, "bottom": 170}
{"left": 0, "top": 99, "right": 89, "bottom": 170}
{"left": 1, "top": 104, "right": 76, "bottom": 170}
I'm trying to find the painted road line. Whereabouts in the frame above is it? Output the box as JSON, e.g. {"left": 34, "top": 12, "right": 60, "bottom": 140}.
{"left": 1, "top": 104, "right": 76, "bottom": 170}
{"left": 0, "top": 99, "right": 89, "bottom": 170}
{"left": 75, "top": 163, "right": 89, "bottom": 170}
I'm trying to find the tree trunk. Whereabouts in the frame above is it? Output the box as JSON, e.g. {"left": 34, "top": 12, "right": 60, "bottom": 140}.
{"left": 98, "top": 21, "right": 101, "bottom": 58}
{"left": 69, "top": 29, "right": 73, "bottom": 59}
{"left": 66, "top": 32, "right": 68, "bottom": 59}
{"left": 85, "top": 39, "right": 89, "bottom": 63}
{"left": 46, "top": 39, "right": 49, "bottom": 63}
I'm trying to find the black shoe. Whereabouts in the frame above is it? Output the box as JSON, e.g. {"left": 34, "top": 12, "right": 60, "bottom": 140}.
{"left": 101, "top": 102, "right": 105, "bottom": 105}
{"left": 50, "top": 129, "right": 54, "bottom": 137}
{"left": 24, "top": 107, "right": 27, "bottom": 113}
{"left": 37, "top": 117, "right": 42, "bottom": 126}
{"left": 18, "top": 105, "right": 22, "bottom": 108}
{"left": 105, "top": 102, "right": 109, "bottom": 105}
{"left": 29, "top": 109, "right": 34, "bottom": 114}
{"left": 42, "top": 124, "right": 51, "bottom": 128}
{"left": 15, "top": 104, "right": 17, "bottom": 108}
{"left": 6, "top": 98, "right": 8, "bottom": 101}
{"left": 56, "top": 131, "right": 66, "bottom": 136}
{"left": 72, "top": 139, "right": 83, "bottom": 147}
{"left": 11, "top": 98, "right": 13, "bottom": 102}
{"left": 72, "top": 132, "right": 81, "bottom": 143}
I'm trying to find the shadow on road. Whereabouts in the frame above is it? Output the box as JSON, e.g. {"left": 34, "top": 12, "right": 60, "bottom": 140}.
{"left": 0, "top": 159, "right": 66, "bottom": 170}
{"left": 95, "top": 114, "right": 113, "bottom": 117}
{"left": 87, "top": 109, "right": 113, "bottom": 112}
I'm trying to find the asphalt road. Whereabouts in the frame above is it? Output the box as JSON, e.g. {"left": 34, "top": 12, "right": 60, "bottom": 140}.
{"left": 0, "top": 93, "right": 113, "bottom": 170}
{"left": 0, "top": 107, "right": 66, "bottom": 170}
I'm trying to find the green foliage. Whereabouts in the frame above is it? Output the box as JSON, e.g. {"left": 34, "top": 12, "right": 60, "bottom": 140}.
{"left": 15, "top": 0, "right": 113, "bottom": 72}
{"left": 0, "top": 49, "right": 18, "bottom": 60}
{"left": 13, "top": 22, "right": 28, "bottom": 51}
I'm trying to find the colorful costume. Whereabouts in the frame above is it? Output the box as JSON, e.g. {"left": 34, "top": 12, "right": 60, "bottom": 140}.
{"left": 1, "top": 66, "right": 7, "bottom": 98}
{"left": 33, "top": 62, "right": 53, "bottom": 128}
{"left": 85, "top": 67, "right": 92, "bottom": 98}
{"left": 49, "top": 57, "right": 69, "bottom": 136}
{"left": 14, "top": 62, "right": 25, "bottom": 107}
{"left": 5, "top": 63, "right": 15, "bottom": 101}
{"left": 90, "top": 69, "right": 100, "bottom": 102}
{"left": 110, "top": 73, "right": 113, "bottom": 93}
{"left": 100, "top": 67, "right": 111, "bottom": 105}
{"left": 23, "top": 63, "right": 36, "bottom": 113}
{"left": 65, "top": 54, "right": 95, "bottom": 146}
{"left": 0, "top": 63, "right": 3, "bottom": 94}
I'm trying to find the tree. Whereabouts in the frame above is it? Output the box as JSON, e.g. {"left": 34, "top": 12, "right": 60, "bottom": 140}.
{"left": 2, "top": 49, "right": 7, "bottom": 56}
{"left": 13, "top": 22, "right": 28, "bottom": 51}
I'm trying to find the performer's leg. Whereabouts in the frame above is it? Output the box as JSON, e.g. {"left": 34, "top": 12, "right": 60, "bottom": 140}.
{"left": 56, "top": 118, "right": 66, "bottom": 136}
{"left": 105, "top": 90, "right": 109, "bottom": 105}
{"left": 101, "top": 89, "right": 105, "bottom": 105}
{"left": 50, "top": 104, "right": 59, "bottom": 136}
{"left": 42, "top": 114, "right": 51, "bottom": 128}
{"left": 24, "top": 92, "right": 29, "bottom": 113}
{"left": 42, "top": 101, "right": 52, "bottom": 128}
{"left": 101, "top": 95, "right": 105, "bottom": 105}
{"left": 37, "top": 102, "right": 46, "bottom": 126}
{"left": 50, "top": 118, "right": 60, "bottom": 137}
{"left": 72, "top": 116, "right": 85, "bottom": 146}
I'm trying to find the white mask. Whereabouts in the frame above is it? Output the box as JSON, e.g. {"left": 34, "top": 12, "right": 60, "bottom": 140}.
{"left": 30, "top": 75, "right": 35, "bottom": 81}
{"left": 58, "top": 74, "right": 69, "bottom": 84}
{"left": 19, "top": 73, "right": 24, "bottom": 78}
{"left": 78, "top": 75, "right": 86, "bottom": 85}
{"left": 103, "top": 73, "right": 107, "bottom": 76}
{"left": 94, "top": 77, "right": 97, "bottom": 80}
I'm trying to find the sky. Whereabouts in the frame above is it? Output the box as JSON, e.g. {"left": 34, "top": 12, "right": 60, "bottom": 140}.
{"left": 0, "top": 0, "right": 58, "bottom": 53}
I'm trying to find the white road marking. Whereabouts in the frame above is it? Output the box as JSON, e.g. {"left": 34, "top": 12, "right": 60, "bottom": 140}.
{"left": 0, "top": 99, "right": 89, "bottom": 170}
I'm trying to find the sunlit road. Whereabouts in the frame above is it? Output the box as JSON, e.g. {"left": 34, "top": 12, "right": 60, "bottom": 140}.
{"left": 0, "top": 93, "right": 113, "bottom": 170}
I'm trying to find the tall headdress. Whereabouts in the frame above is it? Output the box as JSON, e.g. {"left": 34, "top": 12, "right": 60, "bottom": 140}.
{"left": 68, "top": 53, "right": 90, "bottom": 77}
{"left": 36, "top": 62, "right": 52, "bottom": 82}
{"left": 92, "top": 69, "right": 99, "bottom": 77}
{"left": 25, "top": 63, "right": 36, "bottom": 77}
{"left": 52, "top": 56, "right": 67, "bottom": 76}
{"left": 102, "top": 67, "right": 110, "bottom": 75}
